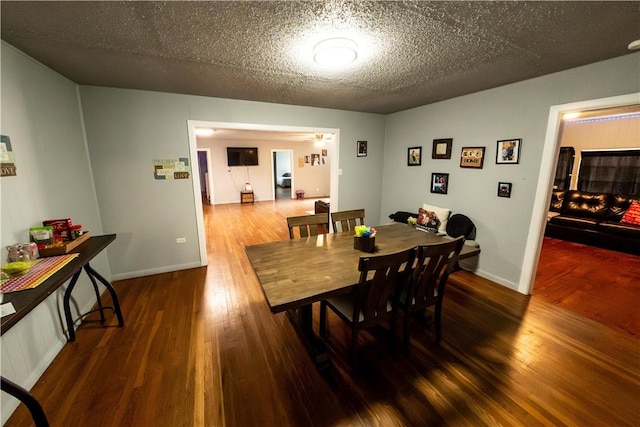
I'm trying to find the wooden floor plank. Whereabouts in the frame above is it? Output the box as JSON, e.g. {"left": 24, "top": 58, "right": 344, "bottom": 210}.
{"left": 4, "top": 198, "right": 639, "bottom": 426}
{"left": 535, "top": 236, "right": 640, "bottom": 337}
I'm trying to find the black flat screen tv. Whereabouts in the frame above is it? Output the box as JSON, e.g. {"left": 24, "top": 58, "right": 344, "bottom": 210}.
{"left": 227, "top": 147, "right": 258, "bottom": 166}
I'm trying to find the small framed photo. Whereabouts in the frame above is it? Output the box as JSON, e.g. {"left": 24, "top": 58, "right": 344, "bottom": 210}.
{"left": 321, "top": 149, "right": 327, "bottom": 156}
{"left": 357, "top": 140, "right": 368, "bottom": 157}
{"left": 460, "top": 146, "right": 485, "bottom": 169}
{"left": 496, "top": 139, "right": 521, "bottom": 164}
{"left": 498, "top": 182, "right": 512, "bottom": 198}
{"left": 431, "top": 173, "right": 449, "bottom": 194}
{"left": 432, "top": 138, "right": 452, "bottom": 159}
{"left": 407, "top": 146, "right": 422, "bottom": 166}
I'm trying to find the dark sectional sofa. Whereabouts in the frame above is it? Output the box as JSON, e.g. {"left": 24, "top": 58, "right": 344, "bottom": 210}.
{"left": 545, "top": 189, "right": 640, "bottom": 255}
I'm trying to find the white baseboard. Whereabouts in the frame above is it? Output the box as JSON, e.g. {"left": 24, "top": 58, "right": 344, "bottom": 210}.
{"left": 111, "top": 262, "right": 203, "bottom": 281}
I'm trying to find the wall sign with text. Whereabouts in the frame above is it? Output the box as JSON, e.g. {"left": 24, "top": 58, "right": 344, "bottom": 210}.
{"left": 1, "top": 135, "right": 17, "bottom": 177}
{"left": 153, "top": 158, "right": 191, "bottom": 180}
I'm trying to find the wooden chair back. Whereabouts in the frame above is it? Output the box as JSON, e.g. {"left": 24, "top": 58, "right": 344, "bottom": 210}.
{"left": 354, "top": 246, "right": 417, "bottom": 327}
{"left": 398, "top": 236, "right": 465, "bottom": 348}
{"left": 320, "top": 246, "right": 417, "bottom": 372}
{"left": 331, "top": 209, "right": 365, "bottom": 233}
{"left": 287, "top": 213, "right": 329, "bottom": 239}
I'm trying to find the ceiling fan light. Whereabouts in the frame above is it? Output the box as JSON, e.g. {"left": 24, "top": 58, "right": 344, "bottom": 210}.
{"left": 313, "top": 38, "right": 358, "bottom": 67}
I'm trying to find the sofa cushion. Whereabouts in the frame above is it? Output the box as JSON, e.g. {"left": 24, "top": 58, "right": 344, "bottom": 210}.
{"left": 597, "top": 220, "right": 640, "bottom": 239}
{"left": 550, "top": 189, "right": 566, "bottom": 212}
{"left": 549, "top": 215, "right": 599, "bottom": 231}
{"left": 621, "top": 201, "right": 640, "bottom": 226}
{"left": 446, "top": 214, "right": 475, "bottom": 239}
{"left": 607, "top": 194, "right": 640, "bottom": 221}
{"left": 388, "top": 211, "right": 418, "bottom": 224}
{"left": 562, "top": 190, "right": 610, "bottom": 219}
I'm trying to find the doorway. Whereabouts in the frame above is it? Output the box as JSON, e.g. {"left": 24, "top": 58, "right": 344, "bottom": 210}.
{"left": 519, "top": 92, "right": 640, "bottom": 295}
{"left": 187, "top": 120, "right": 341, "bottom": 267}
{"left": 272, "top": 149, "right": 293, "bottom": 200}
{"left": 197, "top": 148, "right": 214, "bottom": 205}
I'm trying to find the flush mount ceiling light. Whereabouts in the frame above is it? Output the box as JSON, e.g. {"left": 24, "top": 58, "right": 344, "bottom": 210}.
{"left": 563, "top": 112, "right": 580, "bottom": 120}
{"left": 195, "top": 128, "right": 215, "bottom": 136}
{"left": 313, "top": 38, "right": 358, "bottom": 68}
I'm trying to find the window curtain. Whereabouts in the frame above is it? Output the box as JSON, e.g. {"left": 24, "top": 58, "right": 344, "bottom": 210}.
{"left": 577, "top": 150, "right": 640, "bottom": 195}
{"left": 553, "top": 147, "right": 574, "bottom": 190}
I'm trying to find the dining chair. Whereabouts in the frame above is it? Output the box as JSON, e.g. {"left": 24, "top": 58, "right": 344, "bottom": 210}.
{"left": 319, "top": 246, "right": 417, "bottom": 373}
{"left": 395, "top": 236, "right": 465, "bottom": 352}
{"left": 331, "top": 209, "right": 365, "bottom": 233}
{"left": 287, "top": 213, "right": 329, "bottom": 239}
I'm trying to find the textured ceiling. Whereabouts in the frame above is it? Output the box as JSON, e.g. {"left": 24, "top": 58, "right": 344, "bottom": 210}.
{"left": 1, "top": 1, "right": 639, "bottom": 115}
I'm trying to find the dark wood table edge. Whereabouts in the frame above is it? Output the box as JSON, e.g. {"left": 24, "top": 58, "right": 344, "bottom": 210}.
{"left": 1, "top": 234, "right": 117, "bottom": 335}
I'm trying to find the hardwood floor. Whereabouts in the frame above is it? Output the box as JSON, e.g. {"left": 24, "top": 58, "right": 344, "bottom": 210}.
{"left": 535, "top": 237, "right": 640, "bottom": 337}
{"left": 5, "top": 198, "right": 640, "bottom": 426}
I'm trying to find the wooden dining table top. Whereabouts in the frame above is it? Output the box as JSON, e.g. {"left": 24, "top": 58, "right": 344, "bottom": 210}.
{"left": 244, "top": 223, "right": 480, "bottom": 314}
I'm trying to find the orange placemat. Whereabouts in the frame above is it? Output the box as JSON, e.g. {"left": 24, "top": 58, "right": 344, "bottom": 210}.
{"left": 1, "top": 254, "right": 79, "bottom": 293}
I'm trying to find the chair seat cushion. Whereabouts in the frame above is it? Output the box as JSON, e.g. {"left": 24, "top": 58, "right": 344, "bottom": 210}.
{"left": 326, "top": 295, "right": 393, "bottom": 323}
{"left": 549, "top": 215, "right": 598, "bottom": 230}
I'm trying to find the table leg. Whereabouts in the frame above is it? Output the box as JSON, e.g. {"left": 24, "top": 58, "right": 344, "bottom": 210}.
{"left": 286, "top": 304, "right": 331, "bottom": 371}
{"left": 63, "top": 263, "right": 124, "bottom": 342}
{"left": 63, "top": 270, "right": 83, "bottom": 342}
{"left": 1, "top": 376, "right": 49, "bottom": 427}
{"left": 84, "top": 263, "right": 124, "bottom": 327}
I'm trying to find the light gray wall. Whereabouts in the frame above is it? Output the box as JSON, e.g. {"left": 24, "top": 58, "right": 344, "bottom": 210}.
{"left": 0, "top": 43, "right": 107, "bottom": 423}
{"left": 79, "top": 87, "right": 386, "bottom": 279}
{"left": 381, "top": 52, "right": 640, "bottom": 289}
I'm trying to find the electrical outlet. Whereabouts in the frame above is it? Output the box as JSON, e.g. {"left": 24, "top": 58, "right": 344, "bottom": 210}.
{"left": 176, "top": 237, "right": 186, "bottom": 244}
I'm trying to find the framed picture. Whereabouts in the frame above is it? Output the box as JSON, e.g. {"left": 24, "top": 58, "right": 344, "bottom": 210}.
{"left": 357, "top": 140, "right": 368, "bottom": 157}
{"left": 430, "top": 173, "right": 449, "bottom": 194}
{"left": 407, "top": 146, "right": 422, "bottom": 166}
{"left": 498, "top": 182, "right": 512, "bottom": 198}
{"left": 432, "top": 138, "right": 452, "bottom": 159}
{"left": 460, "top": 146, "right": 485, "bottom": 169}
{"left": 321, "top": 149, "right": 327, "bottom": 156}
{"left": 496, "top": 139, "right": 521, "bottom": 164}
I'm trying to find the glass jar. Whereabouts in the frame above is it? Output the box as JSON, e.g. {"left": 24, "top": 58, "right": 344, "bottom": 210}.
{"left": 6, "top": 244, "right": 32, "bottom": 263}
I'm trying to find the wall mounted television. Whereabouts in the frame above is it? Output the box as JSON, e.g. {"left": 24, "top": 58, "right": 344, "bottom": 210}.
{"left": 227, "top": 147, "right": 258, "bottom": 166}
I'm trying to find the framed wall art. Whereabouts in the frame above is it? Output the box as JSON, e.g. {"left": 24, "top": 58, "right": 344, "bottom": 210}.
{"left": 460, "top": 146, "right": 485, "bottom": 169}
{"left": 432, "top": 138, "right": 452, "bottom": 159}
{"left": 408, "top": 146, "right": 422, "bottom": 166}
{"left": 430, "top": 173, "right": 449, "bottom": 194}
{"left": 496, "top": 139, "right": 521, "bottom": 164}
{"left": 357, "top": 140, "right": 368, "bottom": 157}
{"left": 498, "top": 182, "right": 512, "bottom": 198}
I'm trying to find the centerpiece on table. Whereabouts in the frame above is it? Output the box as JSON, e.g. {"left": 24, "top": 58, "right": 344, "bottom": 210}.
{"left": 353, "top": 225, "right": 376, "bottom": 253}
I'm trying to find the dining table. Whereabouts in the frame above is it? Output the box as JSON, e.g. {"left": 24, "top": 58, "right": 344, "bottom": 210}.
{"left": 244, "top": 223, "right": 480, "bottom": 368}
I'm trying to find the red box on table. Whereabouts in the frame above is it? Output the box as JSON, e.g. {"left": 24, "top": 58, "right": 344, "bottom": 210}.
{"left": 43, "top": 218, "right": 73, "bottom": 242}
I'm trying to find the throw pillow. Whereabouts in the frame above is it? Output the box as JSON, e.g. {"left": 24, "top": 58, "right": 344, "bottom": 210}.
{"left": 421, "top": 204, "right": 451, "bottom": 234}
{"left": 621, "top": 202, "right": 640, "bottom": 225}
{"left": 417, "top": 208, "right": 440, "bottom": 233}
